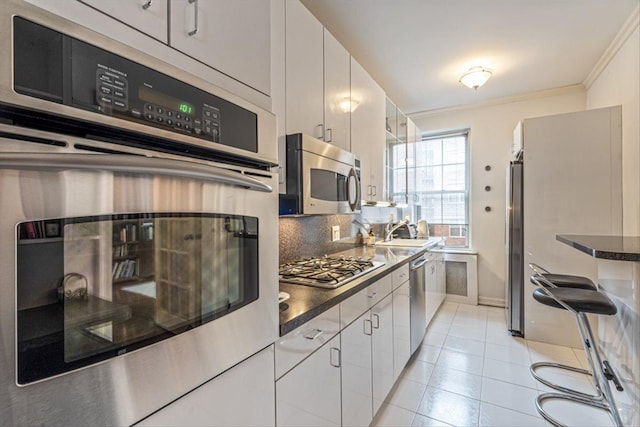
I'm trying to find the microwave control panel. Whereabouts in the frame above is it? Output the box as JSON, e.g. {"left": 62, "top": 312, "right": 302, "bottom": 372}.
{"left": 13, "top": 17, "right": 256, "bottom": 153}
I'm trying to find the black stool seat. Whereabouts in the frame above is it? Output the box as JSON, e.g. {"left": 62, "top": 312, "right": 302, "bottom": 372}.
{"left": 533, "top": 287, "right": 617, "bottom": 315}
{"left": 538, "top": 273, "right": 596, "bottom": 290}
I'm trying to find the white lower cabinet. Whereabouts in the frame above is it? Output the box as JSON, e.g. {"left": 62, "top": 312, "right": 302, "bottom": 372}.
{"left": 340, "top": 311, "right": 373, "bottom": 427}
{"left": 392, "top": 281, "right": 411, "bottom": 381}
{"left": 276, "top": 265, "right": 417, "bottom": 426}
{"left": 276, "top": 334, "right": 342, "bottom": 427}
{"left": 436, "top": 253, "right": 446, "bottom": 306}
{"left": 371, "top": 293, "right": 394, "bottom": 414}
{"left": 136, "top": 345, "right": 275, "bottom": 426}
{"left": 339, "top": 273, "right": 395, "bottom": 424}
{"left": 425, "top": 258, "right": 439, "bottom": 327}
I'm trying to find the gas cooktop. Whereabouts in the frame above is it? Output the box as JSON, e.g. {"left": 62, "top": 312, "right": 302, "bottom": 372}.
{"left": 279, "top": 255, "right": 384, "bottom": 289}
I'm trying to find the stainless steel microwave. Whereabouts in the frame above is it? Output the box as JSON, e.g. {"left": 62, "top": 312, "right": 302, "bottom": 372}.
{"left": 280, "top": 133, "right": 361, "bottom": 215}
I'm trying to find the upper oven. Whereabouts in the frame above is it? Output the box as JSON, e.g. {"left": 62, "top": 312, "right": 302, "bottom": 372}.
{"left": 0, "top": 5, "right": 278, "bottom": 426}
{"left": 280, "top": 133, "right": 361, "bottom": 215}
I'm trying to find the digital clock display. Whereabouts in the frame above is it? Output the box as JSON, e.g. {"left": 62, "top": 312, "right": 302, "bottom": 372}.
{"left": 179, "top": 103, "right": 194, "bottom": 114}
{"left": 139, "top": 86, "right": 195, "bottom": 116}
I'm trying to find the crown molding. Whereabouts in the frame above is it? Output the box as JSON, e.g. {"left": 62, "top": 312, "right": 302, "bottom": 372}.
{"left": 584, "top": 4, "right": 640, "bottom": 89}
{"left": 408, "top": 84, "right": 585, "bottom": 119}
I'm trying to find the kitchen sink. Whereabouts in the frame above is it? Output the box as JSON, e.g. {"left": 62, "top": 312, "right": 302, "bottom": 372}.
{"left": 375, "top": 238, "right": 435, "bottom": 248}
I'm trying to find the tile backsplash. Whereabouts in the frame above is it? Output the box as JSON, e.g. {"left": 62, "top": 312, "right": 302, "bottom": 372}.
{"left": 279, "top": 214, "right": 360, "bottom": 264}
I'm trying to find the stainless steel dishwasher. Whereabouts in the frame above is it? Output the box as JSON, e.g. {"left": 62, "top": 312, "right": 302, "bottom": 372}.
{"left": 410, "top": 254, "right": 429, "bottom": 354}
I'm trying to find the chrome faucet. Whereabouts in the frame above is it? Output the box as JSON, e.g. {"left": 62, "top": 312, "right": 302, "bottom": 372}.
{"left": 384, "top": 218, "right": 409, "bottom": 242}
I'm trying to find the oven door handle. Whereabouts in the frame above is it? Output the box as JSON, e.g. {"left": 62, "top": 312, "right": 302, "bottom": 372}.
{"left": 0, "top": 153, "right": 273, "bottom": 192}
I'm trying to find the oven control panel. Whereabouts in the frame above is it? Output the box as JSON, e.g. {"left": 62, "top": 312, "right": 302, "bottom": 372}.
{"left": 13, "top": 17, "right": 256, "bottom": 154}
{"left": 93, "top": 61, "right": 224, "bottom": 144}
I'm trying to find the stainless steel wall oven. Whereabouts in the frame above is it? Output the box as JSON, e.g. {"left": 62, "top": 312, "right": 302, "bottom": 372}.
{"left": 0, "top": 3, "right": 278, "bottom": 425}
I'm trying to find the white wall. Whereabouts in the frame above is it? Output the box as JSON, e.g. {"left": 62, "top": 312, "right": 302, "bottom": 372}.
{"left": 411, "top": 88, "right": 586, "bottom": 304}
{"left": 586, "top": 17, "right": 639, "bottom": 235}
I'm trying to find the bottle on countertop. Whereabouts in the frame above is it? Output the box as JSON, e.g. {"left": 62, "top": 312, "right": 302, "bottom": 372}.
{"left": 366, "top": 229, "right": 376, "bottom": 246}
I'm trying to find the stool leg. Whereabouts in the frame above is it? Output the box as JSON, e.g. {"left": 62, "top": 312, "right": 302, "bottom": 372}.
{"left": 578, "top": 312, "right": 624, "bottom": 427}
{"left": 530, "top": 312, "right": 603, "bottom": 400}
{"left": 533, "top": 312, "right": 624, "bottom": 427}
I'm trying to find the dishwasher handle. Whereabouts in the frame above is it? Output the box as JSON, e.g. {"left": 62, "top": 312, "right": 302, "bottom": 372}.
{"left": 410, "top": 257, "right": 428, "bottom": 270}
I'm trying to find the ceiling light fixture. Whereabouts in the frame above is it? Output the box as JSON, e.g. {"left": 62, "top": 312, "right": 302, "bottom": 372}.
{"left": 459, "top": 66, "right": 493, "bottom": 90}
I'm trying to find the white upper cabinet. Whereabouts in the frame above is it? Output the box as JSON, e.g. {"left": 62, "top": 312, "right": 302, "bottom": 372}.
{"left": 80, "top": 0, "right": 168, "bottom": 43}
{"left": 285, "top": 1, "right": 351, "bottom": 150}
{"left": 285, "top": 0, "right": 324, "bottom": 139}
{"left": 170, "top": 0, "right": 271, "bottom": 95}
{"left": 323, "top": 29, "right": 351, "bottom": 152}
{"left": 351, "top": 57, "right": 386, "bottom": 201}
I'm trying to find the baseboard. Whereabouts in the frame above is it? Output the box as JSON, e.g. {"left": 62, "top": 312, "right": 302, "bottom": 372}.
{"left": 478, "top": 296, "right": 505, "bottom": 307}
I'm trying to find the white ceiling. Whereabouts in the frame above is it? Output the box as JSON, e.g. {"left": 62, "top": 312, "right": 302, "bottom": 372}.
{"left": 300, "top": 0, "right": 639, "bottom": 114}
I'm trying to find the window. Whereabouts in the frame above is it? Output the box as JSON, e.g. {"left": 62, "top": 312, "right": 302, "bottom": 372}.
{"left": 389, "top": 130, "right": 470, "bottom": 247}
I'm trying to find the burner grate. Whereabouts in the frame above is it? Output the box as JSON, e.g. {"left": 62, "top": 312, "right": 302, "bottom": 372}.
{"left": 279, "top": 256, "right": 383, "bottom": 289}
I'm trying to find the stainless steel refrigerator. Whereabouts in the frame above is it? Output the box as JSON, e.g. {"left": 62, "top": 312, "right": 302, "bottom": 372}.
{"left": 505, "top": 160, "right": 524, "bottom": 336}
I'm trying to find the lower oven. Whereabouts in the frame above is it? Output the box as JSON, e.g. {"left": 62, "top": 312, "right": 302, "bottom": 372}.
{"left": 0, "top": 121, "right": 279, "bottom": 425}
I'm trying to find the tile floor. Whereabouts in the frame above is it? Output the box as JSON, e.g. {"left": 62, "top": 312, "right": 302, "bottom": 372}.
{"left": 372, "top": 302, "right": 616, "bottom": 427}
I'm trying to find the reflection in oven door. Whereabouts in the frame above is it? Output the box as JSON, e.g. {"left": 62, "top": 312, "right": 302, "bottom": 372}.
{"left": 0, "top": 125, "right": 278, "bottom": 426}
{"left": 16, "top": 213, "right": 260, "bottom": 384}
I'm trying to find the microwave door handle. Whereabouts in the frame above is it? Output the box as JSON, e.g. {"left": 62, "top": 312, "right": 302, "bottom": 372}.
{"left": 347, "top": 167, "right": 360, "bottom": 212}
{"left": 0, "top": 153, "right": 273, "bottom": 193}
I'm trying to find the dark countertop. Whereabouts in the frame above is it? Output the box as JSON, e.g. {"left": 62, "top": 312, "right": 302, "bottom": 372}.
{"left": 556, "top": 234, "right": 640, "bottom": 262}
{"left": 279, "top": 240, "right": 441, "bottom": 336}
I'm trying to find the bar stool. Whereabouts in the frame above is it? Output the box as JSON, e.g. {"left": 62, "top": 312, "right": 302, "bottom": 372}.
{"left": 528, "top": 262, "right": 597, "bottom": 290}
{"left": 527, "top": 266, "right": 600, "bottom": 398}
{"left": 527, "top": 263, "right": 603, "bottom": 399}
{"left": 529, "top": 275, "right": 624, "bottom": 427}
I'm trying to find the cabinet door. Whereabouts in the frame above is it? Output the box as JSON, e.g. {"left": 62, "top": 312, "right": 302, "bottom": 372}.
{"left": 405, "top": 118, "right": 416, "bottom": 202}
{"left": 136, "top": 345, "right": 275, "bottom": 426}
{"left": 425, "top": 259, "right": 438, "bottom": 327}
{"left": 80, "top": 0, "right": 168, "bottom": 43}
{"left": 276, "top": 335, "right": 342, "bottom": 427}
{"left": 393, "top": 282, "right": 411, "bottom": 380}
{"left": 341, "top": 312, "right": 373, "bottom": 427}
{"left": 323, "top": 29, "right": 351, "bottom": 152}
{"left": 437, "top": 254, "right": 446, "bottom": 307}
{"left": 285, "top": 0, "right": 324, "bottom": 138}
{"left": 350, "top": 57, "right": 386, "bottom": 201}
{"left": 170, "top": 0, "right": 270, "bottom": 95}
{"left": 371, "top": 293, "right": 394, "bottom": 414}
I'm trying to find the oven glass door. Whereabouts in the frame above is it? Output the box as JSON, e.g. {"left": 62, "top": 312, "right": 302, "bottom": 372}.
{"left": 16, "top": 212, "right": 258, "bottom": 385}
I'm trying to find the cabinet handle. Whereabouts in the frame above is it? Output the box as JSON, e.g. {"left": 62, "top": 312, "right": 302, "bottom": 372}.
{"left": 372, "top": 185, "right": 377, "bottom": 196}
{"left": 142, "top": 0, "right": 152, "bottom": 10}
{"left": 329, "top": 347, "right": 341, "bottom": 368}
{"left": 363, "top": 319, "right": 373, "bottom": 336}
{"left": 325, "top": 128, "right": 333, "bottom": 143}
{"left": 188, "top": 0, "right": 199, "bottom": 36}
{"left": 303, "top": 328, "right": 322, "bottom": 340}
{"left": 367, "top": 292, "right": 377, "bottom": 299}
{"left": 315, "top": 124, "right": 325, "bottom": 140}
{"left": 372, "top": 313, "right": 380, "bottom": 329}
{"left": 367, "top": 185, "right": 372, "bottom": 196}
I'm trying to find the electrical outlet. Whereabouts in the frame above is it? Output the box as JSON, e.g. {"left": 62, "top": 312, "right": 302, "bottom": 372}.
{"left": 331, "top": 225, "right": 340, "bottom": 242}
